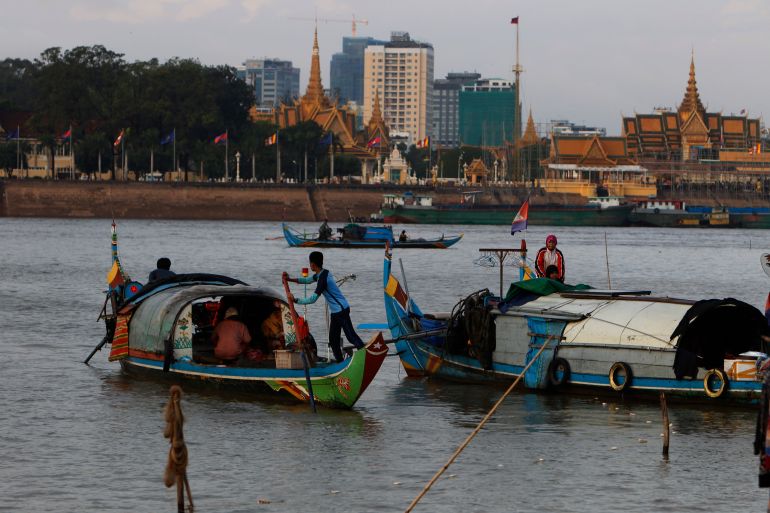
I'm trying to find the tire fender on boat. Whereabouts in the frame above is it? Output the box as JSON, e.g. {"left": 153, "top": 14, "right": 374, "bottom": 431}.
{"left": 548, "top": 357, "right": 571, "bottom": 387}
{"left": 703, "top": 368, "right": 728, "bottom": 398}
{"left": 609, "top": 362, "right": 632, "bottom": 392}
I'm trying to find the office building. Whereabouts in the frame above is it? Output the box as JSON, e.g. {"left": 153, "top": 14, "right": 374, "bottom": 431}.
{"left": 432, "top": 72, "right": 480, "bottom": 147}
{"left": 330, "top": 36, "right": 387, "bottom": 105}
{"left": 459, "top": 78, "right": 517, "bottom": 147}
{"left": 363, "top": 32, "right": 434, "bottom": 143}
{"left": 237, "top": 59, "right": 300, "bottom": 107}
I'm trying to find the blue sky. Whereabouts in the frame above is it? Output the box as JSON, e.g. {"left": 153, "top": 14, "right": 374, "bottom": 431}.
{"left": 1, "top": 0, "right": 767, "bottom": 135}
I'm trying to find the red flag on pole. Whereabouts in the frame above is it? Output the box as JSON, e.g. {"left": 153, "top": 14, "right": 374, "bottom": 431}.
{"left": 511, "top": 16, "right": 519, "bottom": 24}
{"left": 214, "top": 132, "right": 228, "bottom": 145}
{"left": 113, "top": 129, "right": 124, "bottom": 147}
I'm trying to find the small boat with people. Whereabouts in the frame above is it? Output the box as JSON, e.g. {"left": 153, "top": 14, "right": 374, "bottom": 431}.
{"left": 282, "top": 222, "right": 463, "bottom": 249}
{"left": 382, "top": 243, "right": 770, "bottom": 403}
{"left": 87, "top": 222, "right": 387, "bottom": 409}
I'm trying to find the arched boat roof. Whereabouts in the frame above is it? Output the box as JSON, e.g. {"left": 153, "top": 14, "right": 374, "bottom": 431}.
{"left": 125, "top": 273, "right": 248, "bottom": 306}
{"left": 501, "top": 292, "right": 695, "bottom": 349}
{"left": 127, "top": 283, "right": 284, "bottom": 354}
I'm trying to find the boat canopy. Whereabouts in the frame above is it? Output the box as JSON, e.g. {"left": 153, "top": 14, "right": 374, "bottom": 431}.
{"left": 128, "top": 284, "right": 282, "bottom": 354}
{"left": 125, "top": 273, "right": 247, "bottom": 306}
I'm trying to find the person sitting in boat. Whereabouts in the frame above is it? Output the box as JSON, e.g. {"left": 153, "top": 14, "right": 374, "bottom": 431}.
{"left": 535, "top": 235, "right": 565, "bottom": 282}
{"left": 261, "top": 301, "right": 285, "bottom": 352}
{"left": 318, "top": 219, "right": 333, "bottom": 241}
{"left": 148, "top": 257, "right": 175, "bottom": 283}
{"left": 545, "top": 265, "right": 560, "bottom": 281}
{"left": 284, "top": 251, "right": 365, "bottom": 363}
{"left": 212, "top": 307, "right": 252, "bottom": 363}
{"left": 399, "top": 230, "right": 408, "bottom": 242}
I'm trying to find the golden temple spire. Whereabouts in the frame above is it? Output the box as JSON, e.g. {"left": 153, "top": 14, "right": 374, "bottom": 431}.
{"left": 678, "top": 53, "right": 705, "bottom": 121}
{"left": 520, "top": 108, "right": 539, "bottom": 147}
{"left": 369, "top": 89, "right": 383, "bottom": 126}
{"left": 302, "top": 26, "right": 328, "bottom": 107}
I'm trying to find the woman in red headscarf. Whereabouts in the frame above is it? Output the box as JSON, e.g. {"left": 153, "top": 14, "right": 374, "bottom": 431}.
{"left": 535, "top": 234, "right": 565, "bottom": 282}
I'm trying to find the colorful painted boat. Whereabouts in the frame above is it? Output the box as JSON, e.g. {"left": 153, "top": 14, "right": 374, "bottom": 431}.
{"left": 93, "top": 224, "right": 387, "bottom": 409}
{"left": 380, "top": 193, "right": 632, "bottom": 226}
{"left": 282, "top": 223, "right": 462, "bottom": 249}
{"left": 382, "top": 246, "right": 769, "bottom": 403}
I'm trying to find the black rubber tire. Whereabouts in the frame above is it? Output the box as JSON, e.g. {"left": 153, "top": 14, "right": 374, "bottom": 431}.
{"left": 609, "top": 361, "right": 633, "bottom": 392}
{"left": 548, "top": 357, "right": 571, "bottom": 387}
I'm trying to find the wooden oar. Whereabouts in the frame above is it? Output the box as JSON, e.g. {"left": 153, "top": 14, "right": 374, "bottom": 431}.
{"left": 282, "top": 274, "right": 317, "bottom": 413}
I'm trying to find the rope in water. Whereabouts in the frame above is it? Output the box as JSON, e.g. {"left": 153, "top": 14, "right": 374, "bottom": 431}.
{"left": 164, "top": 385, "right": 194, "bottom": 513}
{"left": 404, "top": 336, "right": 556, "bottom": 513}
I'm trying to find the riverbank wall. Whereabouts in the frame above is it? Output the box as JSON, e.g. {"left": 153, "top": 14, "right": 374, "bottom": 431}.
{"left": 0, "top": 180, "right": 536, "bottom": 222}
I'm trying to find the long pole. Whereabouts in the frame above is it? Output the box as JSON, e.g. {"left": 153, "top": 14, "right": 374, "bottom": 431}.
{"left": 225, "top": 129, "right": 229, "bottom": 181}
{"left": 304, "top": 149, "right": 308, "bottom": 183}
{"left": 404, "top": 337, "right": 554, "bottom": 513}
{"left": 329, "top": 141, "right": 334, "bottom": 181}
{"left": 173, "top": 128, "right": 176, "bottom": 179}
{"left": 121, "top": 136, "right": 125, "bottom": 181}
{"left": 252, "top": 152, "right": 255, "bottom": 181}
{"left": 16, "top": 125, "right": 19, "bottom": 174}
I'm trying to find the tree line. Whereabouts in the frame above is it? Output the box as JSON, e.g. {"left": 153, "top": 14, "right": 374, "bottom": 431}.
{"left": 0, "top": 45, "right": 364, "bottom": 180}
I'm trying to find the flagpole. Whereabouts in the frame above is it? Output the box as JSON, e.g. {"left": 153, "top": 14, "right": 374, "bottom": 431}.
{"left": 121, "top": 133, "right": 125, "bottom": 181}
{"left": 329, "top": 137, "right": 334, "bottom": 182}
{"left": 69, "top": 124, "right": 73, "bottom": 179}
{"left": 16, "top": 125, "right": 20, "bottom": 175}
{"left": 173, "top": 128, "right": 176, "bottom": 180}
{"left": 225, "top": 129, "right": 229, "bottom": 181}
{"left": 276, "top": 131, "right": 281, "bottom": 183}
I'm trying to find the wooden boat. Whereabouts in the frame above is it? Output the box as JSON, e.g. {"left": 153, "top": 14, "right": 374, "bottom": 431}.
{"left": 382, "top": 245, "right": 769, "bottom": 403}
{"left": 282, "top": 223, "right": 462, "bottom": 249}
{"left": 92, "top": 223, "right": 387, "bottom": 409}
{"left": 630, "top": 200, "right": 737, "bottom": 228}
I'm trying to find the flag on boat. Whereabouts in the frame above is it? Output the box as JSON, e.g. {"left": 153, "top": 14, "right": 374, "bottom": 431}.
{"left": 510, "top": 197, "right": 529, "bottom": 234}
{"left": 5, "top": 127, "right": 19, "bottom": 140}
{"left": 106, "top": 260, "right": 125, "bottom": 288}
{"left": 160, "top": 131, "right": 174, "bottom": 145}
{"left": 214, "top": 131, "right": 228, "bottom": 145}
{"left": 416, "top": 137, "right": 430, "bottom": 149}
{"left": 113, "top": 129, "right": 125, "bottom": 147}
{"left": 265, "top": 133, "right": 277, "bottom": 146}
{"left": 511, "top": 16, "right": 519, "bottom": 24}
{"left": 367, "top": 136, "right": 381, "bottom": 148}
{"left": 61, "top": 128, "right": 72, "bottom": 140}
{"left": 385, "top": 274, "right": 409, "bottom": 311}
{"left": 318, "top": 132, "right": 332, "bottom": 147}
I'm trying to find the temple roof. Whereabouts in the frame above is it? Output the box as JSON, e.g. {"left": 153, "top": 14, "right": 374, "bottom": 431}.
{"left": 545, "top": 135, "right": 637, "bottom": 167}
{"left": 678, "top": 55, "right": 705, "bottom": 122}
{"left": 519, "top": 109, "right": 539, "bottom": 147}
{"left": 301, "top": 28, "right": 330, "bottom": 113}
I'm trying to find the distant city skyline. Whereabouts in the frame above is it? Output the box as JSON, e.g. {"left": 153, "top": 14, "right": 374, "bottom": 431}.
{"left": 1, "top": 0, "right": 768, "bottom": 135}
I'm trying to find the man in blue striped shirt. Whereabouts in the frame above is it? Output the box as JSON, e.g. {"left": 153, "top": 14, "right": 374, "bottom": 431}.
{"left": 285, "top": 251, "right": 365, "bottom": 362}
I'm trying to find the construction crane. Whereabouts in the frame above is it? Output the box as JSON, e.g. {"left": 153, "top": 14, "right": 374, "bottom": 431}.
{"left": 288, "top": 14, "right": 369, "bottom": 37}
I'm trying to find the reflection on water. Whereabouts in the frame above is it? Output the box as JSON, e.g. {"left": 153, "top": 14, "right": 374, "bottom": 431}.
{"left": 0, "top": 218, "right": 767, "bottom": 512}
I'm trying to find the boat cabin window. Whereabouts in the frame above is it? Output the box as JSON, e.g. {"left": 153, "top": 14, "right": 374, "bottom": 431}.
{"left": 189, "top": 295, "right": 286, "bottom": 366}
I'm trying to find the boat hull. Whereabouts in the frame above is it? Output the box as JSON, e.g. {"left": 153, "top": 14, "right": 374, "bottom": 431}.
{"left": 396, "top": 337, "right": 762, "bottom": 404}
{"left": 630, "top": 210, "right": 738, "bottom": 228}
{"left": 282, "top": 224, "right": 462, "bottom": 248}
{"left": 120, "top": 333, "right": 387, "bottom": 409}
{"left": 382, "top": 204, "right": 633, "bottom": 226}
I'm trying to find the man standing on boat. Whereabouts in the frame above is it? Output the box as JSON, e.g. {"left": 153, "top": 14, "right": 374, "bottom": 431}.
{"left": 535, "top": 235, "right": 565, "bottom": 282}
{"left": 284, "top": 251, "right": 365, "bottom": 362}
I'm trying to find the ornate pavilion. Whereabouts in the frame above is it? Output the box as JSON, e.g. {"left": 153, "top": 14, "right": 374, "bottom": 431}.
{"left": 622, "top": 56, "right": 762, "bottom": 160}
{"left": 252, "top": 29, "right": 389, "bottom": 182}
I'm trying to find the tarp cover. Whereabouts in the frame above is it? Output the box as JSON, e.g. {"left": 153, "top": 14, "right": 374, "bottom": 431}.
{"left": 672, "top": 298, "right": 770, "bottom": 379}
{"left": 503, "top": 278, "right": 593, "bottom": 304}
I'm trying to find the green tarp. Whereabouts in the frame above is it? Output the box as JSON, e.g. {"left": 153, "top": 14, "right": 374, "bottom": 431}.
{"left": 504, "top": 278, "right": 593, "bottom": 302}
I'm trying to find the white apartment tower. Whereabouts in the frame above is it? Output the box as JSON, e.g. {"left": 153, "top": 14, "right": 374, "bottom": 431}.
{"left": 363, "top": 32, "right": 434, "bottom": 143}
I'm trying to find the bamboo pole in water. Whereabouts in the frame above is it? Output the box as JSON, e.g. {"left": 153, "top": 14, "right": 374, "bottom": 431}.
{"left": 404, "top": 336, "right": 555, "bottom": 513}
{"left": 660, "top": 391, "right": 670, "bottom": 459}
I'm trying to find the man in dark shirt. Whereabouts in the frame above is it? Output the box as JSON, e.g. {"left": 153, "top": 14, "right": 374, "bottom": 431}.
{"left": 148, "top": 257, "right": 176, "bottom": 283}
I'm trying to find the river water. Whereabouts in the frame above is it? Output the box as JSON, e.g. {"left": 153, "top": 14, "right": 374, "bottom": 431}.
{"left": 1, "top": 218, "right": 769, "bottom": 512}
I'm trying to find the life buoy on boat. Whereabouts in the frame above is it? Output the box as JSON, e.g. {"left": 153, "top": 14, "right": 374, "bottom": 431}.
{"left": 609, "top": 362, "right": 632, "bottom": 392}
{"left": 703, "top": 368, "right": 728, "bottom": 398}
{"left": 548, "top": 357, "right": 571, "bottom": 387}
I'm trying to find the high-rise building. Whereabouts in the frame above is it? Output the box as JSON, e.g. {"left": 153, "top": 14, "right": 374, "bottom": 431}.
{"left": 330, "top": 36, "right": 387, "bottom": 105}
{"left": 363, "top": 32, "right": 434, "bottom": 143}
{"left": 432, "top": 72, "right": 481, "bottom": 148}
{"left": 459, "top": 78, "right": 517, "bottom": 147}
{"left": 237, "top": 59, "right": 300, "bottom": 107}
